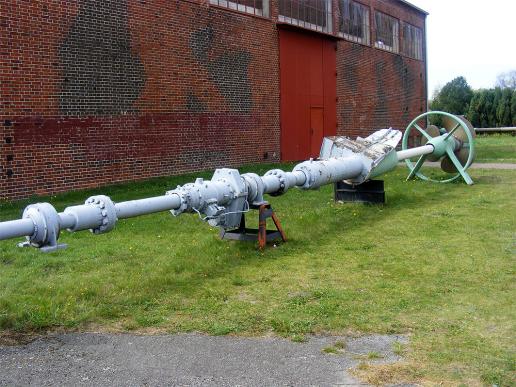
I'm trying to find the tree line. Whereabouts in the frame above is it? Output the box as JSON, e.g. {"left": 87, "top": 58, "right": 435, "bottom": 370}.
{"left": 429, "top": 74, "right": 516, "bottom": 128}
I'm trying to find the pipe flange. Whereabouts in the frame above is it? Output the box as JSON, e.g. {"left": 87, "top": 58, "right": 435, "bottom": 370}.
{"left": 22, "top": 203, "right": 60, "bottom": 248}
{"left": 85, "top": 195, "right": 117, "bottom": 234}
{"left": 243, "top": 174, "right": 257, "bottom": 200}
{"left": 265, "top": 169, "right": 288, "bottom": 196}
{"left": 181, "top": 183, "right": 203, "bottom": 209}
{"left": 293, "top": 164, "right": 314, "bottom": 189}
{"left": 166, "top": 190, "right": 188, "bottom": 216}
{"left": 242, "top": 173, "right": 264, "bottom": 204}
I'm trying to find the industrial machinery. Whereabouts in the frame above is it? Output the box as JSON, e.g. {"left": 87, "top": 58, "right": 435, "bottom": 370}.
{"left": 0, "top": 111, "right": 475, "bottom": 252}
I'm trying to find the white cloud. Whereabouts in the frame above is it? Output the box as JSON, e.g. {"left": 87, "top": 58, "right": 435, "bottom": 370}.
{"left": 407, "top": 0, "right": 516, "bottom": 92}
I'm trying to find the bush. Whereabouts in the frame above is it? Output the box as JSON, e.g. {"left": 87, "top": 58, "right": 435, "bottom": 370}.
{"left": 430, "top": 75, "right": 515, "bottom": 128}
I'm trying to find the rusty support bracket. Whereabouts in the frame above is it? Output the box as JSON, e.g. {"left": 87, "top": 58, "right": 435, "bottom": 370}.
{"left": 220, "top": 203, "right": 286, "bottom": 249}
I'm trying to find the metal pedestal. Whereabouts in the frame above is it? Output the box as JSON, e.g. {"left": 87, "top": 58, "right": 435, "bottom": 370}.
{"left": 334, "top": 180, "right": 385, "bottom": 204}
{"left": 220, "top": 203, "right": 286, "bottom": 249}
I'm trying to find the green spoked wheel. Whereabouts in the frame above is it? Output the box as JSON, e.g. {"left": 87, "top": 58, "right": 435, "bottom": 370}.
{"left": 402, "top": 111, "right": 476, "bottom": 184}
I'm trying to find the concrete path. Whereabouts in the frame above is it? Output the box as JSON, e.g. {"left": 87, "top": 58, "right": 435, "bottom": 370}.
{"left": 0, "top": 333, "right": 409, "bottom": 386}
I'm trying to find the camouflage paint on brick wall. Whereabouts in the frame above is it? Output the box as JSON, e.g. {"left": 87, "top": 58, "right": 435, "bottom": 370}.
{"left": 190, "top": 26, "right": 252, "bottom": 112}
{"left": 58, "top": 0, "right": 145, "bottom": 115}
{"left": 1, "top": 1, "right": 280, "bottom": 200}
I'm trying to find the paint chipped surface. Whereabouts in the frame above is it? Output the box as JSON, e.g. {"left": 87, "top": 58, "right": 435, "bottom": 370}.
{"left": 321, "top": 129, "right": 401, "bottom": 161}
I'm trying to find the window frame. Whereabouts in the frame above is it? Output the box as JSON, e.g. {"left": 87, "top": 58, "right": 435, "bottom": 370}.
{"left": 209, "top": 0, "right": 270, "bottom": 18}
{"left": 373, "top": 10, "right": 400, "bottom": 54}
{"left": 401, "top": 21, "right": 423, "bottom": 60}
{"left": 338, "top": 0, "right": 370, "bottom": 45}
{"left": 278, "top": 0, "right": 334, "bottom": 34}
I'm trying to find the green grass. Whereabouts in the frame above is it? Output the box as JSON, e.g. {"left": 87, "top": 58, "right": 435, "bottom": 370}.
{"left": 0, "top": 164, "right": 515, "bottom": 385}
{"left": 366, "top": 351, "right": 383, "bottom": 360}
{"left": 475, "top": 134, "right": 516, "bottom": 163}
{"left": 392, "top": 341, "right": 406, "bottom": 356}
{"left": 322, "top": 340, "right": 346, "bottom": 355}
{"left": 322, "top": 346, "right": 341, "bottom": 355}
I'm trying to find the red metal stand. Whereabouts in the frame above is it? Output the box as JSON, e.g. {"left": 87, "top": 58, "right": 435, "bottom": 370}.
{"left": 220, "top": 203, "right": 286, "bottom": 249}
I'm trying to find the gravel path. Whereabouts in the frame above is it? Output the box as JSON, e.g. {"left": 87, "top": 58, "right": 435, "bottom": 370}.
{"left": 400, "top": 162, "right": 516, "bottom": 169}
{"left": 467, "top": 162, "right": 516, "bottom": 169}
{"left": 0, "top": 333, "right": 409, "bottom": 386}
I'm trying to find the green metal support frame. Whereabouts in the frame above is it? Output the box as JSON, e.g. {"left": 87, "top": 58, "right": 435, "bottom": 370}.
{"left": 402, "top": 111, "right": 475, "bottom": 185}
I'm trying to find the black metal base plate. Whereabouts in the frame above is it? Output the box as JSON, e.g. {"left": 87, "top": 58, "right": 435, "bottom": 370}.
{"left": 219, "top": 203, "right": 286, "bottom": 248}
{"left": 334, "top": 179, "right": 385, "bottom": 204}
{"left": 220, "top": 228, "right": 283, "bottom": 242}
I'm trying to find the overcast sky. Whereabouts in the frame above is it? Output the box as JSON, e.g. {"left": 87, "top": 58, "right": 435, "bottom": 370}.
{"left": 407, "top": 0, "right": 515, "bottom": 96}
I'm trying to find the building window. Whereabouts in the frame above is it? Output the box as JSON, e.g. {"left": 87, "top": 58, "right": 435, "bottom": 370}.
{"left": 401, "top": 22, "right": 423, "bottom": 60}
{"left": 278, "top": 0, "right": 333, "bottom": 33}
{"left": 374, "top": 11, "right": 399, "bottom": 53}
{"left": 339, "top": 0, "right": 370, "bottom": 45}
{"left": 210, "top": 0, "right": 270, "bottom": 17}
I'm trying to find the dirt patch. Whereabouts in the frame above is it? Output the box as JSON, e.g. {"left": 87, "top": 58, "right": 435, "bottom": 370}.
{"left": 0, "top": 331, "right": 41, "bottom": 346}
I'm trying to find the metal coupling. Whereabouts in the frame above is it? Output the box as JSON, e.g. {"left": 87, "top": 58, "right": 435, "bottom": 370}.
{"left": 20, "top": 202, "right": 66, "bottom": 252}
{"left": 84, "top": 195, "right": 118, "bottom": 234}
{"left": 292, "top": 161, "right": 315, "bottom": 189}
{"left": 264, "top": 169, "right": 288, "bottom": 196}
{"left": 242, "top": 173, "right": 265, "bottom": 204}
{"left": 166, "top": 189, "right": 188, "bottom": 216}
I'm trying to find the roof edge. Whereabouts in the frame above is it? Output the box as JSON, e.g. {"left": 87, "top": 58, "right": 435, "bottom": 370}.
{"left": 395, "top": 0, "right": 429, "bottom": 16}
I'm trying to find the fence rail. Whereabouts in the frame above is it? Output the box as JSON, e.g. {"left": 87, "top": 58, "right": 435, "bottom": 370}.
{"left": 475, "top": 127, "right": 516, "bottom": 134}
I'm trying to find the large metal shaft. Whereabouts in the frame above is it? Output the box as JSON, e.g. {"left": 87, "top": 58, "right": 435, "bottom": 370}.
{"left": 0, "top": 218, "right": 35, "bottom": 240}
{"left": 0, "top": 128, "right": 409, "bottom": 251}
{"left": 0, "top": 155, "right": 368, "bottom": 251}
{"left": 115, "top": 196, "right": 182, "bottom": 219}
{"left": 396, "top": 144, "right": 434, "bottom": 161}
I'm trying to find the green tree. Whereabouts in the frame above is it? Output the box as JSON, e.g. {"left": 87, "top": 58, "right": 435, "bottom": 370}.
{"left": 496, "top": 88, "right": 513, "bottom": 127}
{"left": 429, "top": 96, "right": 443, "bottom": 126}
{"left": 486, "top": 89, "right": 497, "bottom": 127}
{"left": 429, "top": 77, "right": 473, "bottom": 126}
{"left": 432, "top": 76, "right": 473, "bottom": 115}
{"left": 511, "top": 90, "right": 516, "bottom": 126}
{"left": 493, "top": 87, "right": 502, "bottom": 126}
{"left": 477, "top": 90, "right": 489, "bottom": 128}
{"left": 467, "top": 93, "right": 481, "bottom": 127}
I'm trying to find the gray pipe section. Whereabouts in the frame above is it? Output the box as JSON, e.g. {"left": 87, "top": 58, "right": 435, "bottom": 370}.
{"left": 397, "top": 145, "right": 434, "bottom": 161}
{"left": 261, "top": 170, "right": 306, "bottom": 192}
{"left": 261, "top": 157, "right": 363, "bottom": 194}
{"left": 58, "top": 212, "right": 78, "bottom": 230}
{"left": 115, "top": 194, "right": 182, "bottom": 219}
{"left": 0, "top": 218, "right": 35, "bottom": 240}
{"left": 261, "top": 174, "right": 283, "bottom": 193}
{"left": 293, "top": 156, "right": 364, "bottom": 189}
{"left": 0, "top": 195, "right": 183, "bottom": 242}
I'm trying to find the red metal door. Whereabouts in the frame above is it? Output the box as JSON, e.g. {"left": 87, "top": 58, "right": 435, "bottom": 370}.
{"left": 279, "top": 29, "right": 336, "bottom": 161}
{"left": 310, "top": 107, "right": 324, "bottom": 157}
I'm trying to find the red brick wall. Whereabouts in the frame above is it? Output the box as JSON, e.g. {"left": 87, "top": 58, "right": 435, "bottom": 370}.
{"left": 336, "top": 0, "right": 427, "bottom": 137}
{"left": 1, "top": 0, "right": 281, "bottom": 200}
{"left": 1, "top": 0, "right": 426, "bottom": 200}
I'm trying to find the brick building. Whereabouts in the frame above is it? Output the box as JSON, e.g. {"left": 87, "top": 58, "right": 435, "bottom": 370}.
{"left": 1, "top": 0, "right": 427, "bottom": 200}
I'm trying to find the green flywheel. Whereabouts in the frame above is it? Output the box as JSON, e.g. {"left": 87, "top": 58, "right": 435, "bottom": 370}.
{"left": 402, "top": 111, "right": 476, "bottom": 185}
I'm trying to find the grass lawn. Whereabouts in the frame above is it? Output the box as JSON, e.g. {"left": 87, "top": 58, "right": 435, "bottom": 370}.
{"left": 0, "top": 161, "right": 514, "bottom": 385}
{"left": 475, "top": 134, "right": 516, "bottom": 163}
